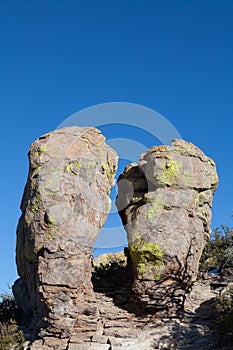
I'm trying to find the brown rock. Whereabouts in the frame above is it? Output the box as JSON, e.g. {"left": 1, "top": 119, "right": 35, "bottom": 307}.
{"left": 13, "top": 126, "right": 118, "bottom": 343}
{"left": 116, "top": 139, "right": 218, "bottom": 311}
{"left": 14, "top": 134, "right": 223, "bottom": 349}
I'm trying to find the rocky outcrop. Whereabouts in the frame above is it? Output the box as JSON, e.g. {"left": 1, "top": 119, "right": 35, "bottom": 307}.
{"left": 14, "top": 134, "right": 220, "bottom": 349}
{"left": 116, "top": 139, "right": 218, "bottom": 311}
{"left": 13, "top": 126, "right": 118, "bottom": 347}
{"left": 91, "top": 258, "right": 226, "bottom": 350}
{"left": 12, "top": 251, "right": 233, "bottom": 349}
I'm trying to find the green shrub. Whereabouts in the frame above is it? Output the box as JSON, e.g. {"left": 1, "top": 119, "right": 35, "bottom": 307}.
{"left": 0, "top": 320, "right": 24, "bottom": 350}
{"left": 210, "top": 286, "right": 233, "bottom": 346}
{"left": 0, "top": 293, "right": 17, "bottom": 322}
{"left": 93, "top": 251, "right": 127, "bottom": 273}
{"left": 0, "top": 293, "right": 25, "bottom": 349}
{"left": 199, "top": 226, "right": 233, "bottom": 273}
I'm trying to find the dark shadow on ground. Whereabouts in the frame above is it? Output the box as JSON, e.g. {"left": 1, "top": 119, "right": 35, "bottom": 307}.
{"left": 92, "top": 259, "right": 145, "bottom": 315}
{"left": 92, "top": 258, "right": 233, "bottom": 349}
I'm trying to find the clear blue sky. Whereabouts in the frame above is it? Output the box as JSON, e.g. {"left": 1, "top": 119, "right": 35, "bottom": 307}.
{"left": 0, "top": 0, "right": 232, "bottom": 293}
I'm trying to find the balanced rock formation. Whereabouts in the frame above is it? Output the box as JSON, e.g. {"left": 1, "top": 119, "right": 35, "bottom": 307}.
{"left": 13, "top": 126, "right": 118, "bottom": 347}
{"left": 116, "top": 139, "right": 218, "bottom": 311}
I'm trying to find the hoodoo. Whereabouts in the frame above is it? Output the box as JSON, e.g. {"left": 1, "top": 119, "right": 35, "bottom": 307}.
{"left": 13, "top": 126, "right": 118, "bottom": 348}
{"left": 116, "top": 139, "right": 218, "bottom": 311}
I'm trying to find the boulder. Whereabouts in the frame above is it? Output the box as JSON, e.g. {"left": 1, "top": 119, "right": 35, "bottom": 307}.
{"left": 13, "top": 126, "right": 118, "bottom": 343}
{"left": 116, "top": 139, "right": 218, "bottom": 311}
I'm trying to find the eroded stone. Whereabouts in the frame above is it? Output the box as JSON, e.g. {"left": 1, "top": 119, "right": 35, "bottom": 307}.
{"left": 13, "top": 126, "right": 118, "bottom": 343}
{"left": 116, "top": 139, "right": 218, "bottom": 311}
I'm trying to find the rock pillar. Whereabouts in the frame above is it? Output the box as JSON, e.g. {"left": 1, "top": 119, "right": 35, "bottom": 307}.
{"left": 13, "top": 126, "right": 118, "bottom": 346}
{"left": 116, "top": 139, "right": 218, "bottom": 311}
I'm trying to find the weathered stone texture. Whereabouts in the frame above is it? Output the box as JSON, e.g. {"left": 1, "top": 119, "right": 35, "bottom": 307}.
{"left": 14, "top": 135, "right": 221, "bottom": 349}
{"left": 13, "top": 126, "right": 118, "bottom": 345}
{"left": 116, "top": 139, "right": 218, "bottom": 310}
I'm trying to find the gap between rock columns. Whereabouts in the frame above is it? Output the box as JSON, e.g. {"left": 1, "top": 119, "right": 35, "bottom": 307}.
{"left": 116, "top": 138, "right": 218, "bottom": 313}
{"left": 13, "top": 126, "right": 118, "bottom": 347}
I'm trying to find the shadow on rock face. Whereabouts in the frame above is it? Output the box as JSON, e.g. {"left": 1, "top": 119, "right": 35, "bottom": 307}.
{"left": 92, "top": 248, "right": 197, "bottom": 317}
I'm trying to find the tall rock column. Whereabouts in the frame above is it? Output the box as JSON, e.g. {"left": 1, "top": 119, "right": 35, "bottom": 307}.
{"left": 13, "top": 126, "right": 118, "bottom": 347}
{"left": 116, "top": 139, "right": 218, "bottom": 312}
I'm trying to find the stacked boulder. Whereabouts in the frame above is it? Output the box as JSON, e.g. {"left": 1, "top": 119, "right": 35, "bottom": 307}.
{"left": 13, "top": 126, "right": 118, "bottom": 348}
{"left": 116, "top": 139, "right": 218, "bottom": 311}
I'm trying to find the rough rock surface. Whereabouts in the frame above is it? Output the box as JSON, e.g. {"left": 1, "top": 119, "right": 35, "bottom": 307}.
{"left": 14, "top": 136, "right": 222, "bottom": 349}
{"left": 13, "top": 126, "right": 118, "bottom": 347}
{"left": 20, "top": 254, "right": 233, "bottom": 349}
{"left": 90, "top": 263, "right": 228, "bottom": 350}
{"left": 116, "top": 139, "right": 218, "bottom": 311}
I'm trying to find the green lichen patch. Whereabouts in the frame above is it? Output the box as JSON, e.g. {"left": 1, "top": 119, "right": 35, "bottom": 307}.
{"left": 210, "top": 171, "right": 219, "bottom": 186}
{"left": 46, "top": 215, "right": 56, "bottom": 241}
{"left": 65, "top": 161, "right": 82, "bottom": 175}
{"left": 102, "top": 161, "right": 114, "bottom": 181}
{"left": 149, "top": 145, "right": 168, "bottom": 154}
{"left": 129, "top": 237, "right": 164, "bottom": 280}
{"left": 101, "top": 161, "right": 116, "bottom": 194}
{"left": 36, "top": 216, "right": 56, "bottom": 250}
{"left": 31, "top": 165, "right": 42, "bottom": 180}
{"left": 88, "top": 160, "right": 97, "bottom": 168}
{"left": 195, "top": 191, "right": 211, "bottom": 207}
{"left": 35, "top": 145, "right": 47, "bottom": 157}
{"left": 173, "top": 143, "right": 194, "bottom": 156}
{"left": 31, "top": 192, "right": 41, "bottom": 213}
{"left": 47, "top": 215, "right": 55, "bottom": 225}
{"left": 157, "top": 158, "right": 183, "bottom": 186}
{"left": 37, "top": 241, "right": 44, "bottom": 251}
{"left": 132, "top": 192, "right": 147, "bottom": 204}
{"left": 145, "top": 193, "right": 163, "bottom": 219}
{"left": 182, "top": 169, "right": 192, "bottom": 187}
{"left": 196, "top": 206, "right": 208, "bottom": 222}
{"left": 38, "top": 145, "right": 47, "bottom": 152}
